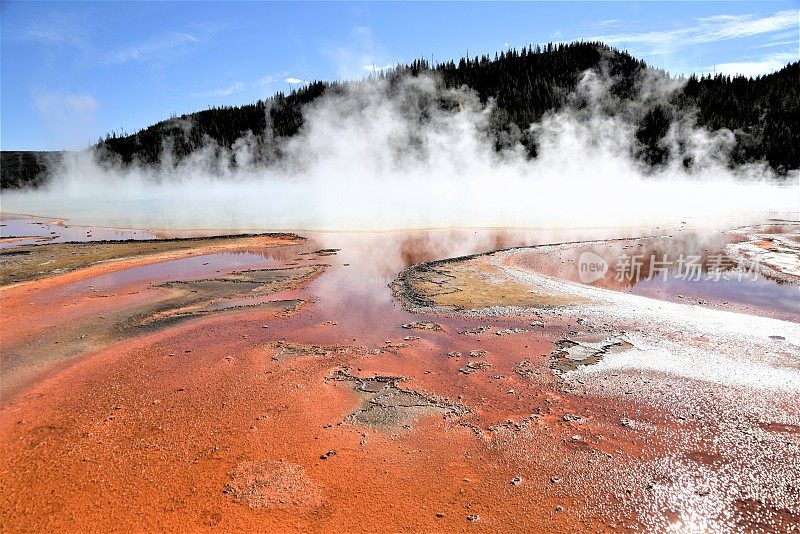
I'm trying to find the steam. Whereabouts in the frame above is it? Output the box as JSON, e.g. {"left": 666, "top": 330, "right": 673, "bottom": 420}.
{"left": 4, "top": 69, "right": 798, "bottom": 231}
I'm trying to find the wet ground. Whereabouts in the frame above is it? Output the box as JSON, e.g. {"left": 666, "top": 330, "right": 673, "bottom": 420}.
{"left": 396, "top": 225, "right": 799, "bottom": 321}
{"left": 0, "top": 213, "right": 271, "bottom": 248}
{"left": 0, "top": 215, "right": 798, "bottom": 532}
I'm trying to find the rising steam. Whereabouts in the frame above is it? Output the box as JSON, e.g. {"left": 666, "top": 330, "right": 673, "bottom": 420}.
{"left": 3, "top": 69, "right": 798, "bottom": 231}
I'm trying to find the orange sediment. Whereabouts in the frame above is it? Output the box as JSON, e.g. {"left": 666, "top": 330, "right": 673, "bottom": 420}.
{"left": 1, "top": 227, "right": 798, "bottom": 532}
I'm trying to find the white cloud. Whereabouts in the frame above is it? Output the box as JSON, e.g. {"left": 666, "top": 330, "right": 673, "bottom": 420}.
{"left": 34, "top": 93, "right": 98, "bottom": 118}
{"left": 363, "top": 64, "right": 393, "bottom": 73}
{"left": 323, "top": 25, "right": 392, "bottom": 80}
{"left": 711, "top": 51, "right": 798, "bottom": 77}
{"left": 697, "top": 11, "right": 797, "bottom": 40}
{"left": 193, "top": 75, "right": 279, "bottom": 98}
{"left": 32, "top": 92, "right": 99, "bottom": 149}
{"left": 14, "top": 24, "right": 87, "bottom": 47}
{"left": 10, "top": 14, "right": 90, "bottom": 49}
{"left": 590, "top": 9, "right": 798, "bottom": 56}
{"left": 594, "top": 19, "right": 622, "bottom": 28}
{"left": 195, "top": 82, "right": 247, "bottom": 97}
{"left": 103, "top": 31, "right": 200, "bottom": 65}
{"left": 285, "top": 77, "right": 305, "bottom": 85}
{"left": 753, "top": 39, "right": 798, "bottom": 48}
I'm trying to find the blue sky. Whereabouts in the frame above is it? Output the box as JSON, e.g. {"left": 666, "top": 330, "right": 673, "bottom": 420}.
{"left": 1, "top": 1, "right": 797, "bottom": 151}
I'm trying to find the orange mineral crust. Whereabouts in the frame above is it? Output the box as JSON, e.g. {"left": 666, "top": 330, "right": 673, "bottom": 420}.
{"left": 0, "top": 315, "right": 647, "bottom": 532}
{"left": 1, "top": 223, "right": 798, "bottom": 532}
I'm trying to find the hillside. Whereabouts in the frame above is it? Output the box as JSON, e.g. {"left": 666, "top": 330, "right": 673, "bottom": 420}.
{"left": 2, "top": 42, "right": 798, "bottom": 189}
{"left": 0, "top": 152, "right": 63, "bottom": 189}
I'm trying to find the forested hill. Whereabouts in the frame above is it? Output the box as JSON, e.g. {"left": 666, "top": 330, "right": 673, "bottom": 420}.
{"left": 96, "top": 42, "right": 646, "bottom": 167}
{"left": 2, "top": 42, "right": 798, "bottom": 188}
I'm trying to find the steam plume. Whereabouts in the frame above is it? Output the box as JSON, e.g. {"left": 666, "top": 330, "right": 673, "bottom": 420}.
{"left": 4, "top": 69, "right": 798, "bottom": 231}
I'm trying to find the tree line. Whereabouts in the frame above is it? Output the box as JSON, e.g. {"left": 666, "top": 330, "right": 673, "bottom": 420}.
{"left": 3, "top": 42, "right": 797, "bottom": 188}
{"left": 99, "top": 42, "right": 798, "bottom": 173}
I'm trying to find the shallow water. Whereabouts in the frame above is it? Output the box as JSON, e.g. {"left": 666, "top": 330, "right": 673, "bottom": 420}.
{"left": 3, "top": 216, "right": 797, "bottom": 321}
{"left": 0, "top": 216, "right": 158, "bottom": 247}
{"left": 0, "top": 215, "right": 272, "bottom": 248}
{"left": 503, "top": 226, "right": 800, "bottom": 320}
{"left": 634, "top": 274, "right": 799, "bottom": 317}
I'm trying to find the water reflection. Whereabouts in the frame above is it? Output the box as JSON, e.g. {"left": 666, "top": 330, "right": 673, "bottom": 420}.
{"left": 0, "top": 216, "right": 289, "bottom": 249}
{"left": 4, "top": 215, "right": 796, "bottom": 321}
{"left": 506, "top": 225, "right": 799, "bottom": 319}
{"left": 283, "top": 228, "right": 667, "bottom": 344}
{"left": 37, "top": 252, "right": 283, "bottom": 304}
{"left": 0, "top": 216, "right": 158, "bottom": 248}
